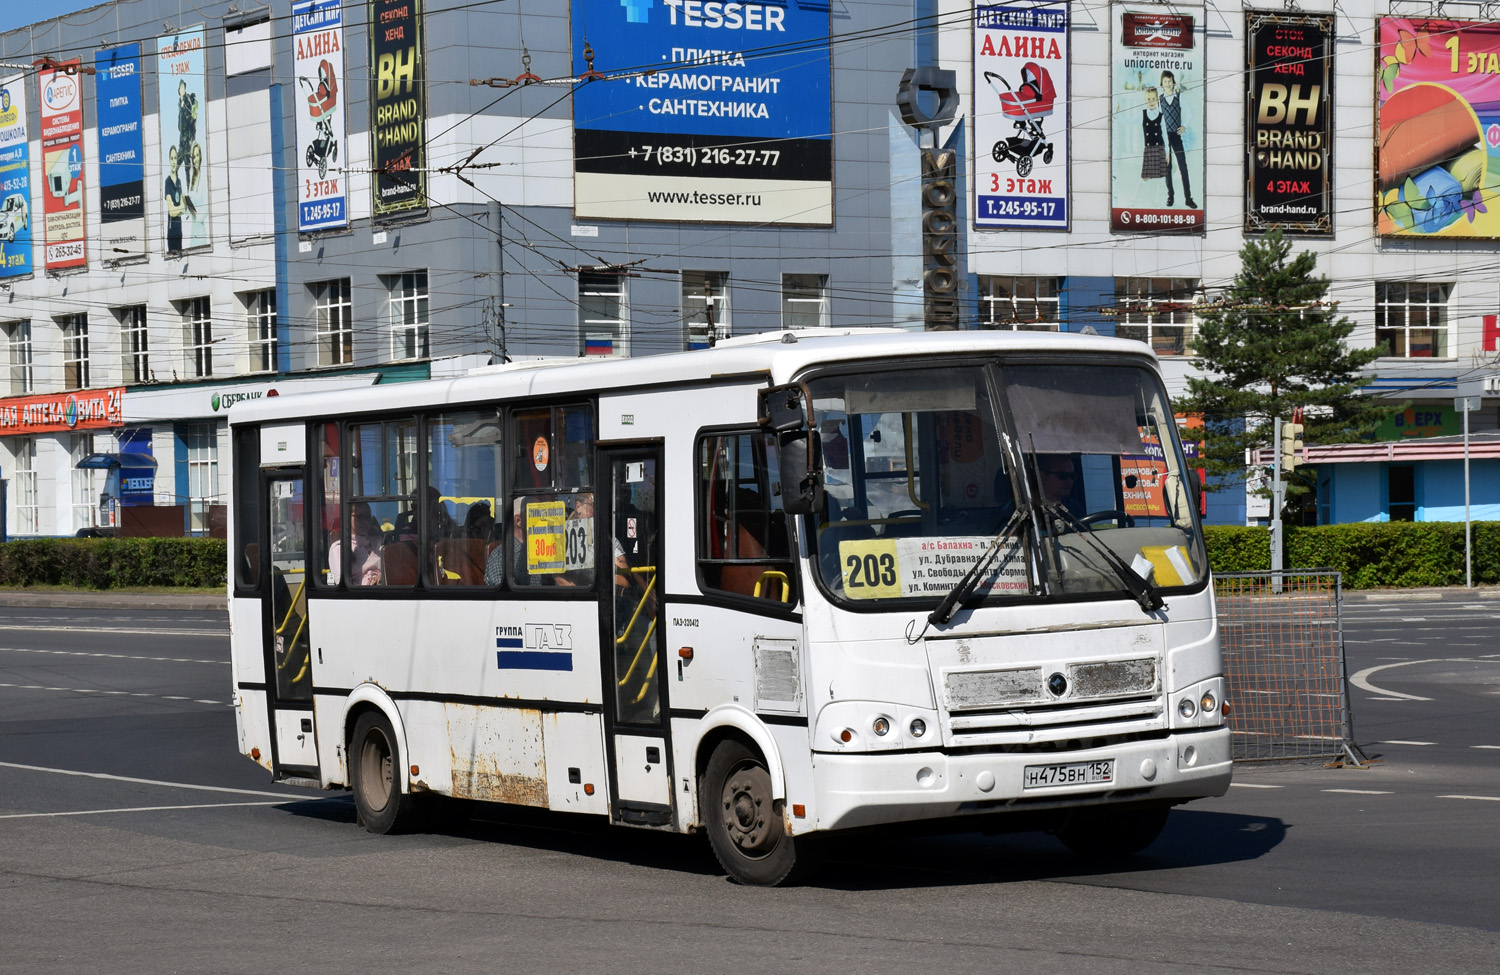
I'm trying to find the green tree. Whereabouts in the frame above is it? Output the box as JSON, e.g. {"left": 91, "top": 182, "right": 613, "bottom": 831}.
{"left": 1179, "top": 230, "right": 1397, "bottom": 496}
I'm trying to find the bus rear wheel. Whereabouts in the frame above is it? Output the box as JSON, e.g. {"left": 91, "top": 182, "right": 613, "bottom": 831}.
{"left": 351, "top": 711, "right": 417, "bottom": 834}
{"left": 1056, "top": 803, "right": 1170, "bottom": 858}
{"left": 703, "top": 740, "right": 797, "bottom": 886}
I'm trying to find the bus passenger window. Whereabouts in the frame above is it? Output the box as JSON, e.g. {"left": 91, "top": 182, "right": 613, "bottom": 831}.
{"left": 508, "top": 403, "right": 596, "bottom": 589}
{"left": 697, "top": 431, "right": 796, "bottom": 604}
{"left": 425, "top": 410, "right": 503, "bottom": 587}
{"left": 347, "top": 418, "right": 417, "bottom": 587}
{"left": 311, "top": 422, "right": 340, "bottom": 589}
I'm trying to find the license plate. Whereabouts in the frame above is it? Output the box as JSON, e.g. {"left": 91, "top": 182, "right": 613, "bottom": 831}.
{"left": 1023, "top": 759, "right": 1114, "bottom": 789}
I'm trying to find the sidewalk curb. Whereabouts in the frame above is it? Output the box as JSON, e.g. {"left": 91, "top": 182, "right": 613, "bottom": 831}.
{"left": 0, "top": 591, "right": 226, "bottom": 611}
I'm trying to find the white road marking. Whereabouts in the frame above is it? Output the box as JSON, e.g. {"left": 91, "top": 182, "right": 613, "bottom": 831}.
{"left": 1349, "top": 657, "right": 1500, "bottom": 702}
{"left": 0, "top": 646, "right": 225, "bottom": 665}
{"left": 1323, "top": 789, "right": 1393, "bottom": 795}
{"left": 0, "top": 625, "right": 224, "bottom": 637}
{"left": 0, "top": 682, "right": 228, "bottom": 706}
{"left": 0, "top": 761, "right": 311, "bottom": 798}
{"left": 1229, "top": 783, "right": 1282, "bottom": 789}
{"left": 1379, "top": 740, "right": 1436, "bottom": 746}
{"left": 1366, "top": 697, "right": 1412, "bottom": 702}
{"left": 1438, "top": 795, "right": 1500, "bottom": 802}
{"left": 1471, "top": 745, "right": 1500, "bottom": 750}
{"left": 0, "top": 801, "right": 290, "bottom": 820}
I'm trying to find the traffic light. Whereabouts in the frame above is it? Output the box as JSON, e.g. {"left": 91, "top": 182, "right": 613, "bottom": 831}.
{"left": 1280, "top": 421, "right": 1304, "bottom": 471}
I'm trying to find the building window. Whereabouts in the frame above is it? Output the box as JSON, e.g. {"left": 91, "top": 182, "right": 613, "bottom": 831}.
{"left": 70, "top": 434, "right": 99, "bottom": 533}
{"left": 1376, "top": 282, "right": 1451, "bottom": 358}
{"left": 181, "top": 297, "right": 213, "bottom": 378}
{"left": 185, "top": 422, "right": 219, "bottom": 536}
{"left": 388, "top": 270, "right": 430, "bottom": 360}
{"left": 1114, "top": 277, "right": 1198, "bottom": 357}
{"left": 4, "top": 320, "right": 32, "bottom": 395}
{"left": 314, "top": 278, "right": 353, "bottom": 366}
{"left": 245, "top": 290, "right": 277, "bottom": 373}
{"left": 683, "top": 270, "right": 730, "bottom": 350}
{"left": 12, "top": 436, "right": 38, "bottom": 535}
{"left": 580, "top": 270, "right": 627, "bottom": 357}
{"left": 782, "top": 273, "right": 828, "bottom": 330}
{"left": 60, "top": 314, "right": 90, "bottom": 389}
{"left": 118, "top": 305, "right": 150, "bottom": 384}
{"left": 978, "top": 276, "right": 1061, "bottom": 330}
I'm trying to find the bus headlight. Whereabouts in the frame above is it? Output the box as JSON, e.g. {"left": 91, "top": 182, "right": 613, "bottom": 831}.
{"left": 909, "top": 718, "right": 927, "bottom": 738}
{"left": 872, "top": 716, "right": 891, "bottom": 736}
{"left": 1178, "top": 697, "right": 1197, "bottom": 719}
{"left": 1200, "top": 691, "right": 1217, "bottom": 714}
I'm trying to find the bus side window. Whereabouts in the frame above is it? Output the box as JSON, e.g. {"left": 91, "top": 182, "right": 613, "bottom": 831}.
{"left": 697, "top": 431, "right": 796, "bottom": 604}
{"left": 312, "top": 422, "right": 340, "bottom": 589}
{"left": 424, "top": 409, "right": 502, "bottom": 587}
{"left": 508, "top": 403, "right": 596, "bottom": 589}
{"left": 233, "top": 426, "right": 261, "bottom": 592}
{"left": 348, "top": 418, "right": 418, "bottom": 588}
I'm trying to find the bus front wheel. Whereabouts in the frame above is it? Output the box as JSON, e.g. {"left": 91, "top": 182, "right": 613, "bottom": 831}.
{"left": 351, "top": 711, "right": 417, "bottom": 834}
{"left": 702, "top": 739, "right": 798, "bottom": 886}
{"left": 1056, "top": 803, "right": 1169, "bottom": 858}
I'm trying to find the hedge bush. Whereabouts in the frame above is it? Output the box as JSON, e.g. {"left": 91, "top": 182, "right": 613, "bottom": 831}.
{"left": 0, "top": 537, "right": 227, "bottom": 589}
{"left": 1204, "top": 522, "right": 1500, "bottom": 589}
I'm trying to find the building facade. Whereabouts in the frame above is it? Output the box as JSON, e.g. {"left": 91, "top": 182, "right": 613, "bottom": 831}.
{"left": 0, "top": 0, "right": 1494, "bottom": 535}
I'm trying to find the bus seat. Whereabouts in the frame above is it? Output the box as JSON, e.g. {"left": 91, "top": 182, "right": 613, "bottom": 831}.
{"left": 381, "top": 540, "right": 419, "bottom": 585}
{"left": 436, "top": 538, "right": 485, "bottom": 585}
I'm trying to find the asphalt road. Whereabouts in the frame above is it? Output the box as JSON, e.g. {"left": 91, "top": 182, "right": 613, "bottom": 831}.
{"left": 1, "top": 595, "right": 1497, "bottom": 973}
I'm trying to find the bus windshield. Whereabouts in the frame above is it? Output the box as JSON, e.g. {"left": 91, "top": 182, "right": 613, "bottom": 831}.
{"left": 806, "top": 360, "right": 1206, "bottom": 607}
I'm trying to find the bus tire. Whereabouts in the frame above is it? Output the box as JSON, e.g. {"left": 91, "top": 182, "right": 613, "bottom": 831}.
{"left": 350, "top": 711, "right": 417, "bottom": 834}
{"left": 702, "top": 739, "right": 797, "bottom": 886}
{"left": 1056, "top": 803, "right": 1169, "bottom": 858}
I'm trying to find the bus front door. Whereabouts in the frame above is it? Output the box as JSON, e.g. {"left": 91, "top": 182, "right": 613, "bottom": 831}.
{"left": 602, "top": 449, "right": 674, "bottom": 827}
{"left": 264, "top": 473, "right": 318, "bottom": 774}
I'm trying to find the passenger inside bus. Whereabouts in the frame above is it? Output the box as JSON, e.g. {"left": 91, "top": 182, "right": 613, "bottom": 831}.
{"left": 329, "top": 501, "right": 383, "bottom": 586}
{"left": 1035, "top": 453, "right": 1082, "bottom": 515}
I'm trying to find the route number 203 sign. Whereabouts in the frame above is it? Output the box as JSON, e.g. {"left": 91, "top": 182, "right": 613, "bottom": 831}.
{"left": 838, "top": 536, "right": 1030, "bottom": 600}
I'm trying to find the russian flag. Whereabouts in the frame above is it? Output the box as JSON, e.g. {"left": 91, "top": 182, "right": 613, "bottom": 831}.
{"left": 585, "top": 337, "right": 614, "bottom": 356}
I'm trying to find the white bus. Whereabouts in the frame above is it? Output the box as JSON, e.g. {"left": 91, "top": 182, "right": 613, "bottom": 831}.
{"left": 228, "top": 329, "right": 1230, "bottom": 885}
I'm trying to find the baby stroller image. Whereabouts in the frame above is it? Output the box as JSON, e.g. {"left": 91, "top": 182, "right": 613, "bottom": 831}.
{"left": 983, "top": 63, "right": 1056, "bottom": 178}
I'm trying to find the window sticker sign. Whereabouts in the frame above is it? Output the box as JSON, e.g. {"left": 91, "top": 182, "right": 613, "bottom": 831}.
{"left": 39, "top": 60, "right": 86, "bottom": 270}
{"left": 973, "top": 2, "right": 1070, "bottom": 230}
{"left": 839, "top": 536, "right": 1030, "bottom": 600}
{"left": 1110, "top": 5, "right": 1205, "bottom": 234}
{"left": 525, "top": 499, "right": 566, "bottom": 573}
{"left": 571, "top": 0, "right": 832, "bottom": 225}
{"left": 0, "top": 73, "right": 32, "bottom": 279}
{"left": 1376, "top": 19, "right": 1500, "bottom": 237}
{"left": 1245, "top": 14, "right": 1333, "bottom": 236}
{"left": 294, "top": 0, "right": 348, "bottom": 232}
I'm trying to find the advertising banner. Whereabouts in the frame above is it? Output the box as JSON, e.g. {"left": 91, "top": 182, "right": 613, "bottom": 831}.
{"left": 0, "top": 387, "right": 124, "bottom": 436}
{"left": 39, "top": 60, "right": 86, "bottom": 270}
{"left": 1377, "top": 19, "right": 1500, "bottom": 237}
{"left": 369, "top": 0, "right": 426, "bottom": 218}
{"left": 1110, "top": 5, "right": 1204, "bottom": 233}
{"left": 0, "top": 74, "right": 31, "bottom": 279}
{"left": 1245, "top": 13, "right": 1333, "bottom": 235}
{"left": 294, "top": 0, "right": 348, "bottom": 231}
{"left": 97, "top": 44, "right": 147, "bottom": 261}
{"left": 157, "top": 26, "right": 210, "bottom": 252}
{"left": 571, "top": 0, "right": 833, "bottom": 225}
{"left": 973, "top": 2, "right": 1069, "bottom": 231}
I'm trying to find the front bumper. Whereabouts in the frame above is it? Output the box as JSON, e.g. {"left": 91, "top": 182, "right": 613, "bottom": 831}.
{"left": 810, "top": 726, "right": 1231, "bottom": 832}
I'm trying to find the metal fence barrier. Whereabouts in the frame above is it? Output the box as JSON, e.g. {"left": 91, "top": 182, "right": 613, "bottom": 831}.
{"left": 1214, "top": 570, "right": 1367, "bottom": 766}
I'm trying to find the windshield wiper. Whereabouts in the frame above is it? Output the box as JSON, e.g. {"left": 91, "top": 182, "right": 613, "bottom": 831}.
{"left": 1044, "top": 502, "right": 1164, "bottom": 612}
{"left": 927, "top": 504, "right": 1030, "bottom": 627}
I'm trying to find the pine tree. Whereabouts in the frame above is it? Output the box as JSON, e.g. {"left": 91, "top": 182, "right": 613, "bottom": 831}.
{"left": 1179, "top": 231, "right": 1396, "bottom": 490}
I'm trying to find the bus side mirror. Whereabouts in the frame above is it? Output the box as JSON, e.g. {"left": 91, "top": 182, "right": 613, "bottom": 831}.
{"left": 761, "top": 383, "right": 824, "bottom": 515}
{"left": 779, "top": 431, "right": 824, "bottom": 516}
